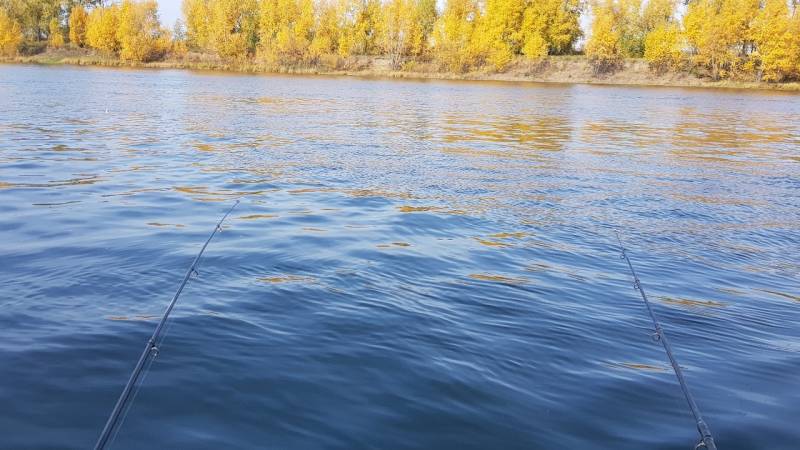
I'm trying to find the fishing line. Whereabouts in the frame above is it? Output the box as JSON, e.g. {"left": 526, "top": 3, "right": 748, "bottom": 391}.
{"left": 615, "top": 231, "right": 717, "bottom": 450}
{"left": 94, "top": 200, "right": 239, "bottom": 450}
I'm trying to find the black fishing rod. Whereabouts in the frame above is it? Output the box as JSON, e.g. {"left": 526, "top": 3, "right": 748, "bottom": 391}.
{"left": 615, "top": 232, "right": 717, "bottom": 450}
{"left": 94, "top": 200, "right": 239, "bottom": 450}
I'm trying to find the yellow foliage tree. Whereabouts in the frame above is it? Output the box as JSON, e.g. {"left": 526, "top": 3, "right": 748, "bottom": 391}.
{"left": 644, "top": 23, "right": 682, "bottom": 71}
{"left": 182, "top": 0, "right": 210, "bottom": 50}
{"left": 615, "top": 0, "right": 643, "bottom": 57}
{"left": 337, "top": 0, "right": 381, "bottom": 56}
{"left": 684, "top": 0, "right": 760, "bottom": 80}
{"left": 259, "top": 0, "right": 315, "bottom": 63}
{"left": 69, "top": 4, "right": 88, "bottom": 48}
{"left": 380, "top": 0, "right": 412, "bottom": 68}
{"left": 171, "top": 19, "right": 188, "bottom": 56}
{"left": 0, "top": 7, "right": 23, "bottom": 56}
{"left": 471, "top": 0, "right": 526, "bottom": 70}
{"left": 520, "top": 0, "right": 582, "bottom": 59}
{"left": 411, "top": 0, "right": 437, "bottom": 57}
{"left": 641, "top": 0, "right": 675, "bottom": 33}
{"left": 309, "top": 0, "right": 340, "bottom": 57}
{"left": 750, "top": 0, "right": 800, "bottom": 81}
{"left": 48, "top": 17, "right": 64, "bottom": 48}
{"left": 432, "top": 0, "right": 479, "bottom": 72}
{"left": 117, "top": 0, "right": 170, "bottom": 62}
{"left": 209, "top": 0, "right": 258, "bottom": 59}
{"left": 585, "top": 0, "right": 622, "bottom": 72}
{"left": 642, "top": 0, "right": 681, "bottom": 72}
{"left": 87, "top": 4, "right": 121, "bottom": 53}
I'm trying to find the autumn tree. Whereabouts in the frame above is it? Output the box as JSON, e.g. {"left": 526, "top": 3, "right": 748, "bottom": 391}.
{"left": 47, "top": 16, "right": 63, "bottom": 48}
{"left": 470, "top": 0, "right": 524, "bottom": 70}
{"left": 684, "top": 0, "right": 760, "bottom": 79}
{"left": 585, "top": 0, "right": 622, "bottom": 72}
{"left": 520, "top": 0, "right": 582, "bottom": 59}
{"left": 411, "top": 0, "right": 436, "bottom": 56}
{"left": 0, "top": 0, "right": 61, "bottom": 41}
{"left": 86, "top": 3, "right": 120, "bottom": 53}
{"left": 68, "top": 4, "right": 88, "bottom": 47}
{"left": 171, "top": 19, "right": 188, "bottom": 56}
{"left": 337, "top": 0, "right": 381, "bottom": 56}
{"left": 116, "top": 0, "right": 169, "bottom": 62}
{"left": 380, "top": 0, "right": 410, "bottom": 67}
{"left": 0, "top": 6, "right": 22, "bottom": 55}
{"left": 750, "top": 0, "right": 800, "bottom": 81}
{"left": 644, "top": 22, "right": 682, "bottom": 71}
{"left": 259, "top": 0, "right": 315, "bottom": 63}
{"left": 432, "top": 0, "right": 479, "bottom": 72}
{"left": 208, "top": 0, "right": 258, "bottom": 59}
{"left": 182, "top": 0, "right": 210, "bottom": 50}
{"left": 309, "top": 0, "right": 340, "bottom": 57}
{"left": 642, "top": 0, "right": 681, "bottom": 71}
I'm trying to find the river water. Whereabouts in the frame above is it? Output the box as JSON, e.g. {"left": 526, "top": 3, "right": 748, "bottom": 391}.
{"left": 0, "top": 64, "right": 798, "bottom": 449}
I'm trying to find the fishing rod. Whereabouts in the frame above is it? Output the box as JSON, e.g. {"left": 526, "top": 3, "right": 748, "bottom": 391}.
{"left": 615, "top": 232, "right": 717, "bottom": 450}
{"left": 94, "top": 200, "right": 239, "bottom": 450}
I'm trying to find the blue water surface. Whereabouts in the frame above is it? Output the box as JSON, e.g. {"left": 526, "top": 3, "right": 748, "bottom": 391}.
{"left": 0, "top": 64, "right": 798, "bottom": 449}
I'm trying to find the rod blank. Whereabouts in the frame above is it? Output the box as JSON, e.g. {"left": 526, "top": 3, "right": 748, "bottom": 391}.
{"left": 95, "top": 200, "right": 239, "bottom": 450}
{"left": 615, "top": 232, "right": 716, "bottom": 450}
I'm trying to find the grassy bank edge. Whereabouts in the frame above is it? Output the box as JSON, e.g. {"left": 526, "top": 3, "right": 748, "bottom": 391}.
{"left": 3, "top": 51, "right": 800, "bottom": 92}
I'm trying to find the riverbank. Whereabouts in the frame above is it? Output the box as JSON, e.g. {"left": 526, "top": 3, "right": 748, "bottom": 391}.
{"left": 4, "top": 48, "right": 800, "bottom": 91}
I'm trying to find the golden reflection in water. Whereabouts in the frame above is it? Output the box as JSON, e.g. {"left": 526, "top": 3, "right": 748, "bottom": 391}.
{"left": 581, "top": 119, "right": 667, "bottom": 152}
{"left": 347, "top": 189, "right": 416, "bottom": 200}
{"left": 257, "top": 275, "right": 316, "bottom": 284}
{"left": 474, "top": 238, "right": 512, "bottom": 248}
{"left": 173, "top": 185, "right": 271, "bottom": 202}
{"left": 659, "top": 297, "right": 727, "bottom": 308}
{"left": 238, "top": 214, "right": 279, "bottom": 220}
{"left": 376, "top": 242, "right": 411, "bottom": 249}
{"left": 0, "top": 176, "right": 104, "bottom": 189}
{"left": 146, "top": 222, "right": 186, "bottom": 228}
{"left": 468, "top": 273, "right": 528, "bottom": 285}
{"left": 397, "top": 205, "right": 442, "bottom": 213}
{"left": 193, "top": 143, "right": 215, "bottom": 152}
{"left": 441, "top": 115, "right": 572, "bottom": 153}
{"left": 490, "top": 232, "right": 529, "bottom": 239}
{"left": 669, "top": 109, "right": 799, "bottom": 168}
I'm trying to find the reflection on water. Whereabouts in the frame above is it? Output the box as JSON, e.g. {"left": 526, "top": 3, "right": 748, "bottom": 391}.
{"left": 0, "top": 65, "right": 798, "bottom": 450}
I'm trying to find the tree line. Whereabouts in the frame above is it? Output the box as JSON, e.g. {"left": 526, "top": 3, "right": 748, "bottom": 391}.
{"left": 1, "top": 0, "right": 799, "bottom": 81}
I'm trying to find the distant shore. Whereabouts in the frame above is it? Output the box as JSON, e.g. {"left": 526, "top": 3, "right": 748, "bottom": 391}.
{"left": 4, "top": 49, "right": 800, "bottom": 92}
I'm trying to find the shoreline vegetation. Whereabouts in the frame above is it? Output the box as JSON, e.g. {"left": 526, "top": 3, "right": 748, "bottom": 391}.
{"left": 1, "top": 0, "right": 799, "bottom": 91}
{"left": 3, "top": 48, "right": 800, "bottom": 91}
{"left": 6, "top": 49, "right": 800, "bottom": 92}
